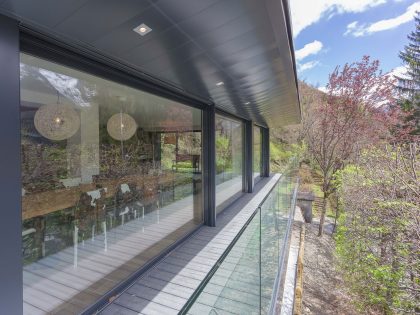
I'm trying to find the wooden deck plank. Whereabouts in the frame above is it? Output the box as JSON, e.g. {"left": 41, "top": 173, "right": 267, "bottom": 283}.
{"left": 23, "top": 302, "right": 45, "bottom": 315}
{"left": 168, "top": 251, "right": 219, "bottom": 266}
{"left": 134, "top": 279, "right": 195, "bottom": 300}
{"left": 22, "top": 174, "right": 279, "bottom": 314}
{"left": 148, "top": 269, "right": 202, "bottom": 289}
{"left": 99, "top": 303, "right": 139, "bottom": 315}
{"left": 175, "top": 244, "right": 225, "bottom": 258}
{"left": 34, "top": 256, "right": 106, "bottom": 282}
{"left": 162, "top": 256, "right": 213, "bottom": 274}
{"left": 23, "top": 266, "right": 92, "bottom": 289}
{"left": 22, "top": 285, "right": 65, "bottom": 312}
{"left": 100, "top": 175, "right": 280, "bottom": 314}
{"left": 155, "top": 262, "right": 208, "bottom": 281}
{"left": 23, "top": 271, "right": 100, "bottom": 309}
{"left": 44, "top": 250, "right": 125, "bottom": 275}
{"left": 114, "top": 294, "right": 177, "bottom": 314}
{"left": 125, "top": 284, "right": 187, "bottom": 311}
{"left": 138, "top": 301, "right": 179, "bottom": 315}
{"left": 23, "top": 271, "right": 78, "bottom": 300}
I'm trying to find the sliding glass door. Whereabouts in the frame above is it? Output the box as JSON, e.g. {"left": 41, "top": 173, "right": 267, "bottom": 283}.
{"left": 20, "top": 53, "right": 203, "bottom": 314}
{"left": 215, "top": 114, "right": 244, "bottom": 213}
{"left": 254, "top": 125, "right": 263, "bottom": 183}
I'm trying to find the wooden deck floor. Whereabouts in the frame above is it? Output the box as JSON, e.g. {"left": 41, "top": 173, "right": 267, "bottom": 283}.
{"left": 99, "top": 174, "right": 280, "bottom": 315}
{"left": 22, "top": 176, "right": 245, "bottom": 315}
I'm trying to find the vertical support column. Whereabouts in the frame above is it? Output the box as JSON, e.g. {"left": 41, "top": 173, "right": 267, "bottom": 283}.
{"left": 192, "top": 109, "right": 203, "bottom": 223}
{"left": 244, "top": 120, "right": 254, "bottom": 193}
{"left": 202, "top": 106, "right": 216, "bottom": 226}
{"left": 262, "top": 127, "right": 270, "bottom": 177}
{"left": 0, "top": 15, "right": 22, "bottom": 315}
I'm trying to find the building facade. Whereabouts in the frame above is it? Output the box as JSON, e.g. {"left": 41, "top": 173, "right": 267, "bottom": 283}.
{"left": 0, "top": 1, "right": 300, "bottom": 314}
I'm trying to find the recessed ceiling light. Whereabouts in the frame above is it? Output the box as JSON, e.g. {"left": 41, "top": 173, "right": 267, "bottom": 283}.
{"left": 216, "top": 81, "right": 224, "bottom": 86}
{"left": 245, "top": 102, "right": 250, "bottom": 105}
{"left": 133, "top": 23, "right": 152, "bottom": 36}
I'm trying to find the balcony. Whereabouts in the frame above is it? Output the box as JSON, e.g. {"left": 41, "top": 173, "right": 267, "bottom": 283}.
{"left": 99, "top": 173, "right": 299, "bottom": 315}
{"left": 0, "top": 1, "right": 301, "bottom": 313}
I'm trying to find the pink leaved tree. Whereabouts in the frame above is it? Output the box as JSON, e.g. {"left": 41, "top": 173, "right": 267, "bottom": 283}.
{"left": 303, "top": 56, "right": 404, "bottom": 236}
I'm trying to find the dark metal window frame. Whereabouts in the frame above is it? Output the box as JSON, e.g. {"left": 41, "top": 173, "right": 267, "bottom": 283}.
{"left": 18, "top": 29, "right": 212, "bottom": 315}
{"left": 0, "top": 17, "right": 271, "bottom": 314}
{"left": 245, "top": 120, "right": 254, "bottom": 193}
{"left": 20, "top": 29, "right": 211, "bottom": 213}
{"left": 215, "top": 110, "right": 248, "bottom": 205}
{"left": 254, "top": 124, "right": 264, "bottom": 181}
{"left": 262, "top": 127, "right": 270, "bottom": 177}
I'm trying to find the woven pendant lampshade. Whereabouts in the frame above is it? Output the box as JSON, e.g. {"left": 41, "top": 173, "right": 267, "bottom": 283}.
{"left": 34, "top": 104, "right": 80, "bottom": 141}
{"left": 107, "top": 113, "right": 137, "bottom": 141}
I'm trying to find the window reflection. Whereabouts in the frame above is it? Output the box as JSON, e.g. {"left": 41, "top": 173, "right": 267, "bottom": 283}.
{"left": 20, "top": 54, "right": 202, "bottom": 314}
{"left": 254, "top": 126, "right": 262, "bottom": 182}
{"left": 215, "top": 114, "right": 244, "bottom": 213}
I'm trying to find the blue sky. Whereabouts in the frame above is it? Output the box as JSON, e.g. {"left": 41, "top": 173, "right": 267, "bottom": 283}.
{"left": 290, "top": 0, "right": 419, "bottom": 88}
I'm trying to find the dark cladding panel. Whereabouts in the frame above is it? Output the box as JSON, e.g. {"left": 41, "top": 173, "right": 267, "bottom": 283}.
{"left": 0, "top": 14, "right": 22, "bottom": 315}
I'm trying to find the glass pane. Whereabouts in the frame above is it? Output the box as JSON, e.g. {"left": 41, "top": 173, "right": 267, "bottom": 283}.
{"left": 253, "top": 126, "right": 262, "bottom": 182}
{"left": 260, "top": 180, "right": 281, "bottom": 313}
{"left": 188, "top": 209, "right": 261, "bottom": 315}
{"left": 20, "top": 53, "right": 202, "bottom": 314}
{"left": 215, "top": 114, "right": 244, "bottom": 213}
{"left": 185, "top": 176, "right": 299, "bottom": 314}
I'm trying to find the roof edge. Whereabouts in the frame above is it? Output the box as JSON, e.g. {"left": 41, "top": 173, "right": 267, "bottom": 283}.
{"left": 281, "top": 0, "right": 302, "bottom": 122}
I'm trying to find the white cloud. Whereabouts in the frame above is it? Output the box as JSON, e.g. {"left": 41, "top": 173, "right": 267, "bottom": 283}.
{"left": 298, "top": 60, "right": 320, "bottom": 72}
{"left": 289, "top": 0, "right": 387, "bottom": 37}
{"left": 295, "top": 40, "right": 324, "bottom": 61}
{"left": 345, "top": 21, "right": 360, "bottom": 34}
{"left": 344, "top": 2, "right": 420, "bottom": 36}
{"left": 295, "top": 40, "right": 324, "bottom": 75}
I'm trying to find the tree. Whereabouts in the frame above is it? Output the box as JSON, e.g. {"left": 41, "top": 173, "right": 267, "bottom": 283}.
{"left": 303, "top": 56, "right": 397, "bottom": 236}
{"left": 336, "top": 143, "right": 419, "bottom": 314}
{"left": 396, "top": 11, "right": 420, "bottom": 134}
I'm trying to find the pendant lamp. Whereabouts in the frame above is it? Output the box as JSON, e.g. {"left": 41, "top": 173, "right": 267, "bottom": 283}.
{"left": 34, "top": 101, "right": 80, "bottom": 141}
{"left": 107, "top": 113, "right": 137, "bottom": 141}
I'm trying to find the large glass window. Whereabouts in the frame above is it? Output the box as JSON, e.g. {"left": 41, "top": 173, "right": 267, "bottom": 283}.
{"left": 254, "top": 125, "right": 262, "bottom": 182}
{"left": 20, "top": 53, "right": 202, "bottom": 314}
{"left": 215, "top": 114, "right": 244, "bottom": 213}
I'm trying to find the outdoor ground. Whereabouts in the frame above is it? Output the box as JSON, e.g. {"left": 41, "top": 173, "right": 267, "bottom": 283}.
{"left": 302, "top": 218, "right": 358, "bottom": 315}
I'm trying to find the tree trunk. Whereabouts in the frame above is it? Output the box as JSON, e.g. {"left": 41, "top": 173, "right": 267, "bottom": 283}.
{"left": 318, "top": 192, "right": 327, "bottom": 236}
{"left": 333, "top": 194, "right": 339, "bottom": 233}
